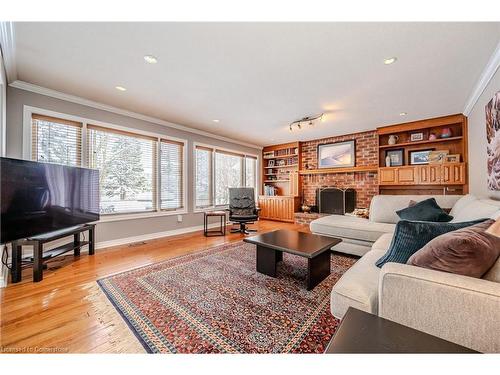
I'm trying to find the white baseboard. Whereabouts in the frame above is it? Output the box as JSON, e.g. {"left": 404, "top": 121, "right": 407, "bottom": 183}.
{"left": 0, "top": 222, "right": 229, "bottom": 288}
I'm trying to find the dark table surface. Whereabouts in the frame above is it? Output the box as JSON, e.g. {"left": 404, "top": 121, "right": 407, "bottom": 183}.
{"left": 325, "top": 307, "right": 478, "bottom": 353}
{"left": 243, "top": 229, "right": 341, "bottom": 258}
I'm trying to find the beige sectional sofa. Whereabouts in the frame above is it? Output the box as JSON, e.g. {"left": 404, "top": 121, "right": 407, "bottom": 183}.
{"left": 310, "top": 194, "right": 462, "bottom": 256}
{"left": 321, "top": 194, "right": 500, "bottom": 353}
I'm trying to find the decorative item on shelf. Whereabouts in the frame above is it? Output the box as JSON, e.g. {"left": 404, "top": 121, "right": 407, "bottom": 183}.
{"left": 429, "top": 132, "right": 437, "bottom": 141}
{"left": 410, "top": 132, "right": 424, "bottom": 142}
{"left": 317, "top": 140, "right": 356, "bottom": 169}
{"left": 385, "top": 155, "right": 391, "bottom": 167}
{"left": 289, "top": 113, "right": 324, "bottom": 132}
{"left": 385, "top": 149, "right": 404, "bottom": 167}
{"left": 268, "top": 160, "right": 275, "bottom": 167}
{"left": 428, "top": 150, "right": 449, "bottom": 164}
{"left": 440, "top": 127, "right": 452, "bottom": 138}
{"left": 409, "top": 149, "right": 434, "bottom": 165}
{"left": 388, "top": 134, "right": 399, "bottom": 145}
{"left": 277, "top": 159, "right": 285, "bottom": 166}
{"left": 445, "top": 154, "right": 461, "bottom": 163}
{"left": 486, "top": 91, "right": 500, "bottom": 191}
{"left": 263, "top": 151, "right": 275, "bottom": 159}
{"left": 301, "top": 204, "right": 311, "bottom": 213}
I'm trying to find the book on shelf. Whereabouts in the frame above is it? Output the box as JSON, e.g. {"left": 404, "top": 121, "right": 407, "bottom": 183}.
{"left": 264, "top": 185, "right": 278, "bottom": 196}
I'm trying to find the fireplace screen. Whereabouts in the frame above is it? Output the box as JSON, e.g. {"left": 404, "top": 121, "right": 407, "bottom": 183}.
{"left": 317, "top": 188, "right": 356, "bottom": 215}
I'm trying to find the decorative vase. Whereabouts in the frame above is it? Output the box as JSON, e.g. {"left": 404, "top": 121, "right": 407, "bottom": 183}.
{"left": 388, "top": 135, "right": 399, "bottom": 145}
{"left": 440, "top": 128, "right": 452, "bottom": 138}
{"left": 385, "top": 155, "right": 391, "bottom": 167}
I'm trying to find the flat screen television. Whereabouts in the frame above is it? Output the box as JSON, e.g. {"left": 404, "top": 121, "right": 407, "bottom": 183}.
{"left": 1, "top": 157, "right": 100, "bottom": 244}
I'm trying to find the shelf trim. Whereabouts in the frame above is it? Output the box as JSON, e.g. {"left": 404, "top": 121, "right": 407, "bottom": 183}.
{"left": 299, "top": 166, "right": 378, "bottom": 175}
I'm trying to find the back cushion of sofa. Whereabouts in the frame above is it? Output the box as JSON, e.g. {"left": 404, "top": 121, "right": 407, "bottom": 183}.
{"left": 369, "top": 195, "right": 462, "bottom": 224}
{"left": 451, "top": 199, "right": 500, "bottom": 223}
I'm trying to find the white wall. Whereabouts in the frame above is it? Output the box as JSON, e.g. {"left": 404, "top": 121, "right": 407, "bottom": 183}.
{"left": 468, "top": 66, "right": 500, "bottom": 200}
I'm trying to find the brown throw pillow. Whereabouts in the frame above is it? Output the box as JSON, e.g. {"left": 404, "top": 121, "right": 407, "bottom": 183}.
{"left": 408, "top": 219, "right": 500, "bottom": 278}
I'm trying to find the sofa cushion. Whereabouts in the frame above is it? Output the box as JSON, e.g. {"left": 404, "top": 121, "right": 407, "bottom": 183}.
{"left": 408, "top": 219, "right": 500, "bottom": 278}
{"left": 330, "top": 248, "right": 386, "bottom": 318}
{"left": 396, "top": 198, "right": 453, "bottom": 222}
{"left": 451, "top": 198, "right": 500, "bottom": 222}
{"left": 371, "top": 233, "right": 394, "bottom": 252}
{"left": 375, "top": 219, "right": 487, "bottom": 268}
{"left": 310, "top": 214, "right": 395, "bottom": 243}
{"left": 449, "top": 194, "right": 477, "bottom": 217}
{"left": 369, "top": 195, "right": 462, "bottom": 224}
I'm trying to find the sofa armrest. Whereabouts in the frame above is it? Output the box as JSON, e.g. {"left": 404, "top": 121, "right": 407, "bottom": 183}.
{"left": 378, "top": 263, "right": 500, "bottom": 353}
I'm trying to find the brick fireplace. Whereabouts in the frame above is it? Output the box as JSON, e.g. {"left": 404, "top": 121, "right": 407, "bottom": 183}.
{"left": 300, "top": 130, "right": 379, "bottom": 209}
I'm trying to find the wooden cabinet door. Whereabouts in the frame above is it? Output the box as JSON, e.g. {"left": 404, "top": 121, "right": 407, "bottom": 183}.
{"left": 379, "top": 168, "right": 397, "bottom": 184}
{"left": 258, "top": 197, "right": 269, "bottom": 219}
{"left": 442, "top": 163, "right": 465, "bottom": 184}
{"left": 418, "top": 165, "right": 441, "bottom": 184}
{"left": 289, "top": 171, "right": 300, "bottom": 197}
{"left": 397, "top": 167, "right": 417, "bottom": 184}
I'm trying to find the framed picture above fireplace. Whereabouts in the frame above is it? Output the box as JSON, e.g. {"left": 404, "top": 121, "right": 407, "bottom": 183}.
{"left": 317, "top": 140, "right": 356, "bottom": 168}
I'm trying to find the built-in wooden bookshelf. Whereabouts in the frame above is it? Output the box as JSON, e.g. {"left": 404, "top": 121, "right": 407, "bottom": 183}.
{"left": 377, "top": 113, "right": 468, "bottom": 195}
{"left": 259, "top": 142, "right": 301, "bottom": 222}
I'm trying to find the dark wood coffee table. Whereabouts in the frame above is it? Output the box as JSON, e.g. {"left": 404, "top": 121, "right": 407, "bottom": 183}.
{"left": 243, "top": 230, "right": 341, "bottom": 290}
{"left": 325, "top": 307, "right": 478, "bottom": 353}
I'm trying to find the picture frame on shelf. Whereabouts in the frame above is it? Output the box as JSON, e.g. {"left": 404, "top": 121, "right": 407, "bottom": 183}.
{"left": 445, "top": 154, "right": 461, "bottom": 163}
{"left": 410, "top": 132, "right": 424, "bottom": 142}
{"left": 268, "top": 160, "right": 275, "bottom": 167}
{"left": 429, "top": 150, "right": 449, "bottom": 164}
{"left": 409, "top": 149, "right": 433, "bottom": 165}
{"left": 317, "top": 140, "right": 356, "bottom": 169}
{"left": 385, "top": 149, "right": 404, "bottom": 167}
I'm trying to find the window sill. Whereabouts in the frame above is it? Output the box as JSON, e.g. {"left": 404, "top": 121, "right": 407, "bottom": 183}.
{"left": 96, "top": 210, "right": 188, "bottom": 223}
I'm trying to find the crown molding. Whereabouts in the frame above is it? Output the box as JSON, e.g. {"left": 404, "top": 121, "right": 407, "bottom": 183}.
{"left": 0, "top": 22, "right": 17, "bottom": 83}
{"left": 9, "top": 80, "right": 263, "bottom": 150}
{"left": 463, "top": 40, "right": 500, "bottom": 115}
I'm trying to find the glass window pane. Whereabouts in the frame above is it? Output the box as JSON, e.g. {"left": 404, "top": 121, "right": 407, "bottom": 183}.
{"left": 245, "top": 157, "right": 257, "bottom": 189}
{"left": 215, "top": 152, "right": 243, "bottom": 206}
{"left": 160, "top": 141, "right": 183, "bottom": 210}
{"left": 88, "top": 127, "right": 155, "bottom": 215}
{"left": 195, "top": 147, "right": 212, "bottom": 208}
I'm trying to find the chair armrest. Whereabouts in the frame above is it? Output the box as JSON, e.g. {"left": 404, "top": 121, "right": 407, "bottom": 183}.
{"left": 378, "top": 263, "right": 500, "bottom": 353}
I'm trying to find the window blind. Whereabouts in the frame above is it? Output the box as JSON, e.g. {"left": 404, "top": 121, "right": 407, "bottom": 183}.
{"left": 31, "top": 114, "right": 83, "bottom": 166}
{"left": 195, "top": 145, "right": 213, "bottom": 208}
{"left": 87, "top": 125, "right": 157, "bottom": 215}
{"left": 160, "top": 139, "right": 184, "bottom": 211}
{"left": 245, "top": 156, "right": 257, "bottom": 188}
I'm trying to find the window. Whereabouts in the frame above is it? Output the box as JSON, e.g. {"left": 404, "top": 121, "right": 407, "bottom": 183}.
{"left": 31, "top": 114, "right": 82, "bottom": 166}
{"left": 87, "top": 125, "right": 156, "bottom": 215}
{"left": 195, "top": 146, "right": 213, "bottom": 208}
{"left": 160, "top": 140, "right": 184, "bottom": 211}
{"left": 195, "top": 144, "right": 258, "bottom": 208}
{"left": 29, "top": 111, "right": 186, "bottom": 217}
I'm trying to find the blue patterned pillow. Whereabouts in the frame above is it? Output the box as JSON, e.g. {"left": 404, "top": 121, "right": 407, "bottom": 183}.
{"left": 375, "top": 219, "right": 487, "bottom": 268}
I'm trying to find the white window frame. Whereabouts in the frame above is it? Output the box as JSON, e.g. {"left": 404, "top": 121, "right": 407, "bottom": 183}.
{"left": 193, "top": 141, "right": 259, "bottom": 212}
{"left": 22, "top": 105, "right": 188, "bottom": 223}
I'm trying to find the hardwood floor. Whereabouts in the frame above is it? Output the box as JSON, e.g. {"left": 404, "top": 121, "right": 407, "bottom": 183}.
{"left": 0, "top": 220, "right": 308, "bottom": 353}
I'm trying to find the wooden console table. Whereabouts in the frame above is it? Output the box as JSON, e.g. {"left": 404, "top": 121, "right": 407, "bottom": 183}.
{"left": 11, "top": 224, "right": 96, "bottom": 283}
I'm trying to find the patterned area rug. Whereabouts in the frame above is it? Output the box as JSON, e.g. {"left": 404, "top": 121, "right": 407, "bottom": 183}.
{"left": 98, "top": 241, "right": 356, "bottom": 353}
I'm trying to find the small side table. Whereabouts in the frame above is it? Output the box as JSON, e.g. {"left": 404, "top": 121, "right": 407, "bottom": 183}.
{"left": 203, "top": 211, "right": 226, "bottom": 237}
{"left": 325, "top": 307, "right": 478, "bottom": 353}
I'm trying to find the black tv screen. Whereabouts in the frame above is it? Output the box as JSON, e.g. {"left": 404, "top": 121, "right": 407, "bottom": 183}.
{"left": 1, "top": 158, "right": 99, "bottom": 244}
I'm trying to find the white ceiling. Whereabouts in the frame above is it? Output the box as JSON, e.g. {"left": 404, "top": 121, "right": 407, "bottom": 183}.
{"left": 10, "top": 22, "right": 500, "bottom": 146}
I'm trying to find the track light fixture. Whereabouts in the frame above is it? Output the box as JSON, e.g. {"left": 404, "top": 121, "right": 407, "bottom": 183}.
{"left": 289, "top": 113, "right": 324, "bottom": 131}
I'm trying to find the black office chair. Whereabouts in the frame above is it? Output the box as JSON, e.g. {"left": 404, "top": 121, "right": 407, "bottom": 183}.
{"left": 227, "top": 188, "right": 260, "bottom": 235}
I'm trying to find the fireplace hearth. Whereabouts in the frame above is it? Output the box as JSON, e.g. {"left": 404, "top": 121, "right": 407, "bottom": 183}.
{"left": 316, "top": 188, "right": 356, "bottom": 215}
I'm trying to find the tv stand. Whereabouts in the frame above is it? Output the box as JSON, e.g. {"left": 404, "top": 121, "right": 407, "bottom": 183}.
{"left": 11, "top": 224, "right": 96, "bottom": 283}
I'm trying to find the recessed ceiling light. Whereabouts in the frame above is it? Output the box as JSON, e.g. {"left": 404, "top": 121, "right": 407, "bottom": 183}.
{"left": 399, "top": 112, "right": 407, "bottom": 116}
{"left": 144, "top": 55, "right": 158, "bottom": 64}
{"left": 212, "top": 119, "right": 220, "bottom": 123}
{"left": 384, "top": 57, "right": 397, "bottom": 65}
{"left": 115, "top": 86, "right": 127, "bottom": 91}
